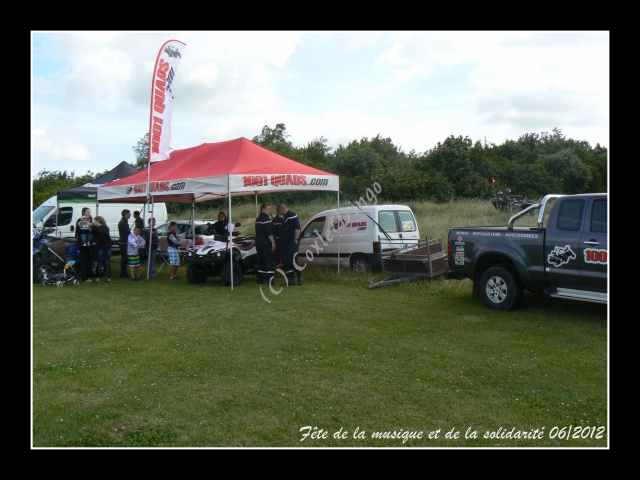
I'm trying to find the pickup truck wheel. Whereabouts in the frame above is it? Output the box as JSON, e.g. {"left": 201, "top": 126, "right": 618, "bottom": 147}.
{"left": 479, "top": 266, "right": 523, "bottom": 311}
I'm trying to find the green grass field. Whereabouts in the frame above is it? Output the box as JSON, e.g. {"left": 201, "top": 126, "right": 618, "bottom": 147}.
{"left": 31, "top": 199, "right": 608, "bottom": 448}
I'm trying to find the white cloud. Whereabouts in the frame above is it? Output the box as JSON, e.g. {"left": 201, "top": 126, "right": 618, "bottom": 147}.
{"left": 31, "top": 30, "right": 609, "bottom": 178}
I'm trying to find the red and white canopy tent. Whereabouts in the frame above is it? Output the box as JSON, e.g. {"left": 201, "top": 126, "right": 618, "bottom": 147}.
{"left": 98, "top": 137, "right": 341, "bottom": 283}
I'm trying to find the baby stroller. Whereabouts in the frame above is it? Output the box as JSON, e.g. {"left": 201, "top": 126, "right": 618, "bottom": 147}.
{"left": 37, "top": 240, "right": 80, "bottom": 287}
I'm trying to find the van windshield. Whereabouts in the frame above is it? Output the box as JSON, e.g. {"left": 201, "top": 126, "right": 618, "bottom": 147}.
{"left": 33, "top": 205, "right": 55, "bottom": 223}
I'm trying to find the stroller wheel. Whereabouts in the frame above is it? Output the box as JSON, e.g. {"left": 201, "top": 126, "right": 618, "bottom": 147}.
{"left": 56, "top": 280, "right": 64, "bottom": 288}
{"left": 41, "top": 280, "right": 47, "bottom": 287}
{"left": 72, "top": 278, "right": 80, "bottom": 286}
{"left": 38, "top": 264, "right": 53, "bottom": 282}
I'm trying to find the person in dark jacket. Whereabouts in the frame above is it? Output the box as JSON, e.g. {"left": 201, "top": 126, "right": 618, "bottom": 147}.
{"left": 133, "top": 211, "right": 146, "bottom": 260}
{"left": 91, "top": 215, "right": 112, "bottom": 283}
{"left": 117, "top": 209, "right": 131, "bottom": 278}
{"left": 207, "top": 211, "right": 234, "bottom": 240}
{"left": 142, "top": 217, "right": 160, "bottom": 277}
{"left": 272, "top": 208, "right": 284, "bottom": 269}
{"left": 133, "top": 210, "right": 145, "bottom": 230}
{"left": 75, "top": 207, "right": 93, "bottom": 282}
{"left": 274, "top": 203, "right": 303, "bottom": 286}
{"left": 255, "top": 203, "right": 276, "bottom": 285}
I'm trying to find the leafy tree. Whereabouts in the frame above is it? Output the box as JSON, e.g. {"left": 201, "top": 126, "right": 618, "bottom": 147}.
{"left": 32, "top": 169, "right": 102, "bottom": 208}
{"left": 252, "top": 123, "right": 296, "bottom": 158}
{"left": 328, "top": 139, "right": 386, "bottom": 199}
{"left": 538, "top": 149, "right": 592, "bottom": 194}
{"left": 133, "top": 133, "right": 150, "bottom": 170}
{"left": 34, "top": 124, "right": 608, "bottom": 211}
{"left": 419, "top": 135, "right": 486, "bottom": 198}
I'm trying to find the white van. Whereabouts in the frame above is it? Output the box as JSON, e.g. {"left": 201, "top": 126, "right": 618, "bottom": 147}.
{"left": 297, "top": 204, "right": 420, "bottom": 272}
{"left": 32, "top": 196, "right": 168, "bottom": 246}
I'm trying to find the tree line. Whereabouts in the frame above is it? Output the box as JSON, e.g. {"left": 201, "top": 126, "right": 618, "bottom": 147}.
{"left": 33, "top": 124, "right": 607, "bottom": 210}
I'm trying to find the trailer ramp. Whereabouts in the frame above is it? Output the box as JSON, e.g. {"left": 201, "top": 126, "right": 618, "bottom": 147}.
{"left": 368, "top": 237, "right": 449, "bottom": 289}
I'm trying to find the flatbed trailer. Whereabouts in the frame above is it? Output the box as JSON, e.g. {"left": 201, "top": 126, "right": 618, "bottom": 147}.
{"left": 367, "top": 237, "right": 449, "bottom": 289}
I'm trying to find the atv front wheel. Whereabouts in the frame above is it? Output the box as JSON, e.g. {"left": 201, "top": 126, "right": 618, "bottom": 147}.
{"left": 221, "top": 261, "right": 243, "bottom": 287}
{"left": 186, "top": 263, "right": 208, "bottom": 284}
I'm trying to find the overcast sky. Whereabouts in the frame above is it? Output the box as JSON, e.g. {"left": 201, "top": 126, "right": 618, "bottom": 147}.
{"left": 31, "top": 31, "right": 609, "bottom": 179}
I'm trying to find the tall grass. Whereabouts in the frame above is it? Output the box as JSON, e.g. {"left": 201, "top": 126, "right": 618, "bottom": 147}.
{"left": 182, "top": 197, "right": 535, "bottom": 242}
{"left": 31, "top": 199, "right": 608, "bottom": 448}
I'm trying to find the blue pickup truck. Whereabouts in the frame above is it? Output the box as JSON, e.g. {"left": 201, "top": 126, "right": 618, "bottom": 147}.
{"left": 446, "top": 193, "right": 608, "bottom": 311}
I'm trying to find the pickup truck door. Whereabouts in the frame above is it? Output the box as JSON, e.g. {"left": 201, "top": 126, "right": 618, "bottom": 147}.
{"left": 579, "top": 197, "right": 608, "bottom": 290}
{"left": 544, "top": 198, "right": 585, "bottom": 289}
{"left": 544, "top": 197, "right": 608, "bottom": 292}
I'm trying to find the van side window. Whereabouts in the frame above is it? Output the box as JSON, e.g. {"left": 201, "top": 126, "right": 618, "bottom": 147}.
{"left": 590, "top": 199, "right": 607, "bottom": 233}
{"left": 397, "top": 210, "right": 417, "bottom": 232}
{"left": 556, "top": 199, "right": 584, "bottom": 231}
{"left": 378, "top": 211, "right": 397, "bottom": 233}
{"left": 302, "top": 217, "right": 326, "bottom": 238}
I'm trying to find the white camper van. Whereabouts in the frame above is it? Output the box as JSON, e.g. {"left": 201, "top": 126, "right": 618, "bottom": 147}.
{"left": 32, "top": 196, "right": 168, "bottom": 246}
{"left": 297, "top": 204, "right": 420, "bottom": 272}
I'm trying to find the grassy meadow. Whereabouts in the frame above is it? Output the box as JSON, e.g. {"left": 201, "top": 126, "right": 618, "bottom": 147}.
{"left": 31, "top": 198, "right": 608, "bottom": 448}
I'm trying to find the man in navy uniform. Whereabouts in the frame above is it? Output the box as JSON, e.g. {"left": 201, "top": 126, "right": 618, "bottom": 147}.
{"left": 274, "top": 203, "right": 303, "bottom": 286}
{"left": 255, "top": 203, "right": 276, "bottom": 285}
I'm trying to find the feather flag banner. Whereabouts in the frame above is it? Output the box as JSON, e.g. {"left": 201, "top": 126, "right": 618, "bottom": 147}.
{"left": 148, "top": 40, "right": 187, "bottom": 163}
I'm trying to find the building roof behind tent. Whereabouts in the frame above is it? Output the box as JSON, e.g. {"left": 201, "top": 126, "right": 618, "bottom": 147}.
{"left": 57, "top": 161, "right": 139, "bottom": 202}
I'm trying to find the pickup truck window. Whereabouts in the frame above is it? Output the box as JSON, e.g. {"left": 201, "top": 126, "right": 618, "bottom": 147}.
{"left": 591, "top": 199, "right": 607, "bottom": 233}
{"left": 557, "top": 199, "right": 585, "bottom": 231}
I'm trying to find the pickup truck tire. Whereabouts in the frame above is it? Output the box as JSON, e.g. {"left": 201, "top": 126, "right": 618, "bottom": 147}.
{"left": 479, "top": 266, "right": 523, "bottom": 311}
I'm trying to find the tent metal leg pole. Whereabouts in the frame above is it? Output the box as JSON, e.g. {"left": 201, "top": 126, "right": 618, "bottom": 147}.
{"left": 229, "top": 188, "right": 233, "bottom": 290}
{"left": 146, "top": 198, "right": 154, "bottom": 280}
{"left": 337, "top": 191, "right": 340, "bottom": 275}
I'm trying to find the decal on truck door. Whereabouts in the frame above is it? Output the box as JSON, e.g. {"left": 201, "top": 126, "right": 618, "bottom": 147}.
{"left": 584, "top": 248, "right": 607, "bottom": 265}
{"left": 547, "top": 245, "right": 576, "bottom": 267}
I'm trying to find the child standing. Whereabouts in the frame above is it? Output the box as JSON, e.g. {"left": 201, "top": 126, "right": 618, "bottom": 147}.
{"left": 127, "top": 226, "right": 146, "bottom": 281}
{"left": 79, "top": 214, "right": 93, "bottom": 246}
{"left": 166, "top": 221, "right": 182, "bottom": 280}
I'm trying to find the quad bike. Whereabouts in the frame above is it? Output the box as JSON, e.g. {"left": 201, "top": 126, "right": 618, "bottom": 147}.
{"left": 184, "top": 224, "right": 259, "bottom": 286}
{"left": 490, "top": 194, "right": 532, "bottom": 214}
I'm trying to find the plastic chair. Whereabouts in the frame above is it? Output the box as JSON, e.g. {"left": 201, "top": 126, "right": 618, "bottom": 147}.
{"left": 157, "top": 237, "right": 170, "bottom": 273}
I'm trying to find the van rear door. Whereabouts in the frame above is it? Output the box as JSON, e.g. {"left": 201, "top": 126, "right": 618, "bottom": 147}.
{"left": 377, "top": 208, "right": 420, "bottom": 252}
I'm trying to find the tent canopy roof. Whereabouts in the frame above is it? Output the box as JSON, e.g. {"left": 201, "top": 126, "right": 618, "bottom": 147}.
{"left": 98, "top": 137, "right": 339, "bottom": 203}
{"left": 57, "top": 161, "right": 138, "bottom": 202}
